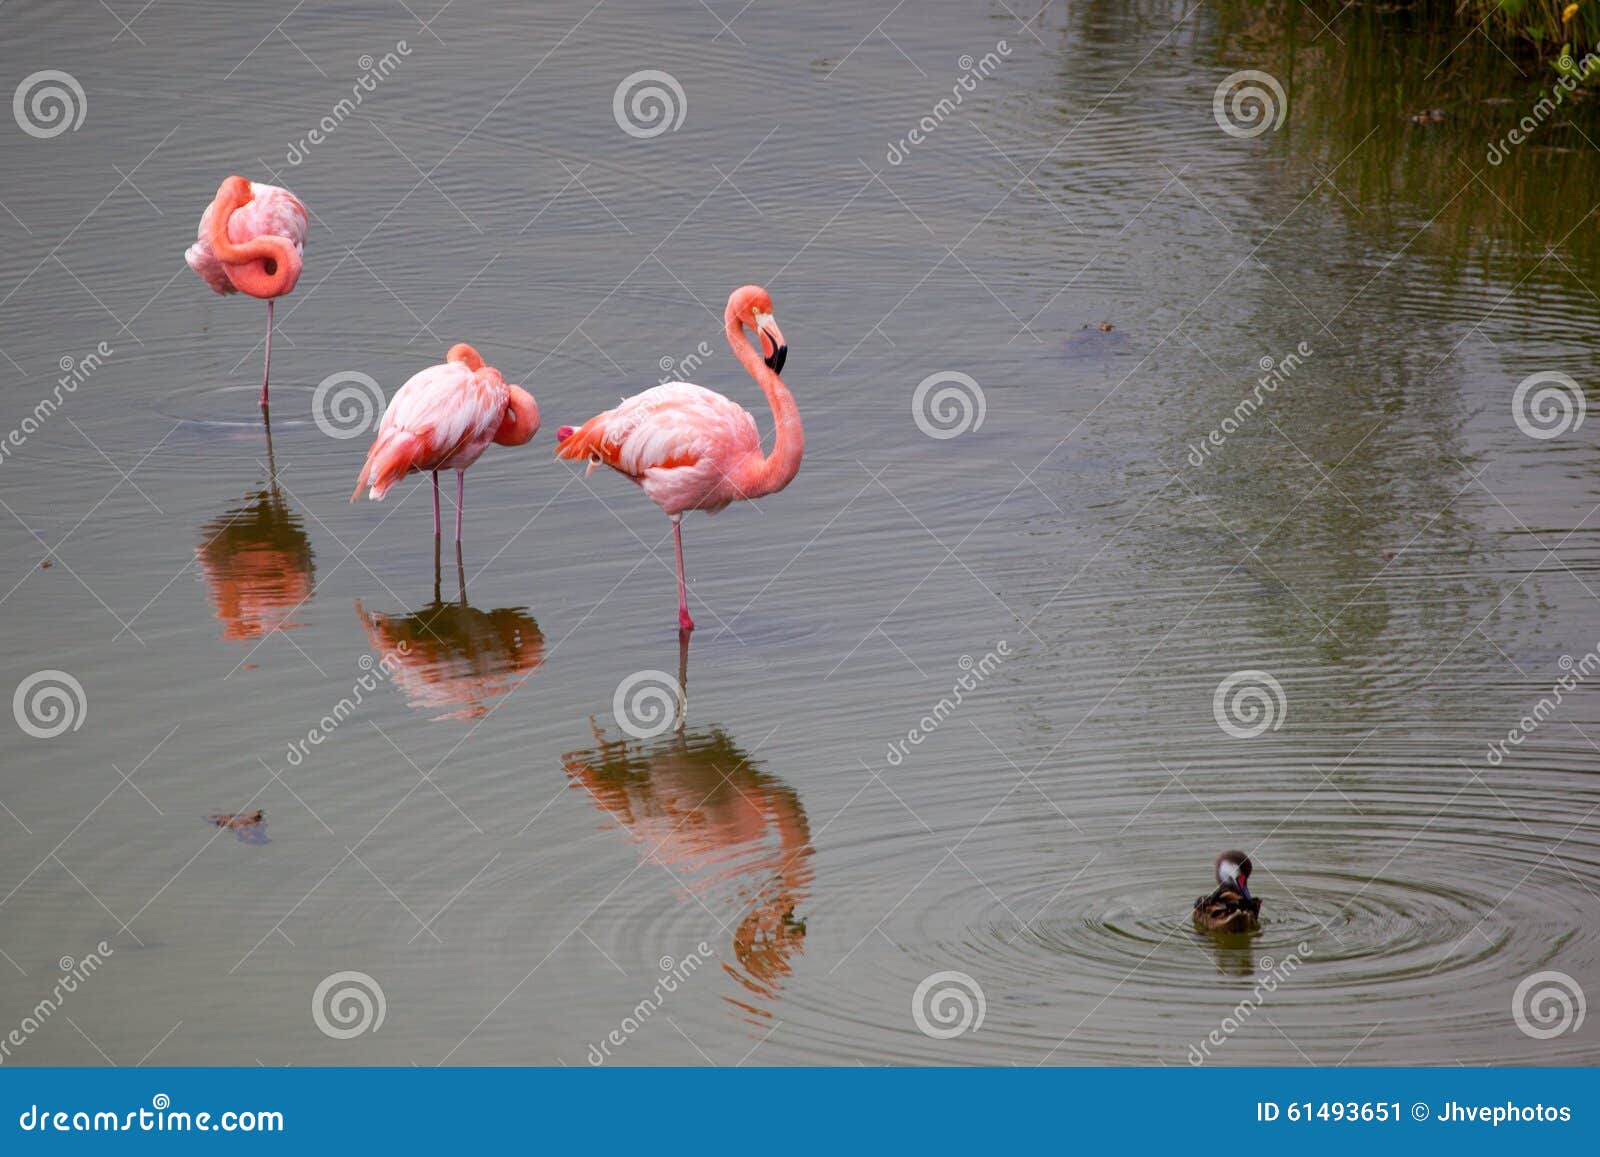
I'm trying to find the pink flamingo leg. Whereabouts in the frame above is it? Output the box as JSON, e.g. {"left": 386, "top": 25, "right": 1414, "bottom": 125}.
{"left": 673, "top": 516, "right": 694, "bottom": 633}
{"left": 455, "top": 471, "right": 464, "bottom": 545}
{"left": 432, "top": 472, "right": 441, "bottom": 539}
{"left": 259, "top": 298, "right": 273, "bottom": 408}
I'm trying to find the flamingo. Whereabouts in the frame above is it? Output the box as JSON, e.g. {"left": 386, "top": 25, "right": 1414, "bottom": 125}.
{"left": 555, "top": 285, "right": 798, "bottom": 632}
{"left": 350, "top": 343, "right": 540, "bottom": 543}
{"left": 185, "top": 175, "right": 307, "bottom": 407}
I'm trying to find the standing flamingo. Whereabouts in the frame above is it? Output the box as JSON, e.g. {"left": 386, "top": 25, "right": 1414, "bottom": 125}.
{"left": 555, "top": 285, "right": 798, "bottom": 632}
{"left": 351, "top": 343, "right": 540, "bottom": 543}
{"left": 185, "top": 175, "right": 307, "bottom": 407}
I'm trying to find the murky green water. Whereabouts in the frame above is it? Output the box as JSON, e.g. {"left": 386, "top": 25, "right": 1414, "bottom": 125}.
{"left": 1, "top": 1, "right": 1597, "bottom": 1066}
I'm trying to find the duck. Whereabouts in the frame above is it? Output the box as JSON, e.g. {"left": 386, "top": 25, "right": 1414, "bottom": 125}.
{"left": 1192, "top": 849, "right": 1261, "bottom": 933}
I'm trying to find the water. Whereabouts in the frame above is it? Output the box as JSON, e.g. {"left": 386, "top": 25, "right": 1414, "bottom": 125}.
{"left": 1, "top": 1, "right": 1597, "bottom": 1066}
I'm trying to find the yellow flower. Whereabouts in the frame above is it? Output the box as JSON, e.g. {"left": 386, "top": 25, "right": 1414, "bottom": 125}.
{"left": 1564, "top": 3, "right": 1580, "bottom": 23}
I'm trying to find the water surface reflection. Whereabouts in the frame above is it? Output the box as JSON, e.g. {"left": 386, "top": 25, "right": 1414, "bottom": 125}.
{"left": 563, "top": 644, "right": 814, "bottom": 1017}
{"left": 356, "top": 544, "right": 544, "bottom": 721}
{"left": 194, "top": 416, "right": 314, "bottom": 642}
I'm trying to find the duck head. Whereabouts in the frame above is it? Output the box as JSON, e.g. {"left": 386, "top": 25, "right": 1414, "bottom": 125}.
{"left": 1215, "top": 849, "right": 1253, "bottom": 901}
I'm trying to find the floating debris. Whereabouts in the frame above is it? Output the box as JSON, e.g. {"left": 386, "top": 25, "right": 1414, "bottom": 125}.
{"left": 208, "top": 809, "right": 268, "bottom": 844}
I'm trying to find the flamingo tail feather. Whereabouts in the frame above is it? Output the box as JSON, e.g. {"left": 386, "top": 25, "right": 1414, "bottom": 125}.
{"left": 352, "top": 430, "right": 427, "bottom": 501}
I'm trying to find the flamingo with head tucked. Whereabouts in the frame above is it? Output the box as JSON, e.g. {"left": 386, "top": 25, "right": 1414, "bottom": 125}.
{"left": 351, "top": 343, "right": 540, "bottom": 544}
{"left": 555, "top": 285, "right": 798, "bottom": 633}
{"left": 186, "top": 175, "right": 307, "bottom": 408}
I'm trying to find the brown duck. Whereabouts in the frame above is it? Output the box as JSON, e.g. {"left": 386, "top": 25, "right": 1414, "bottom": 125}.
{"left": 1192, "top": 850, "right": 1261, "bottom": 933}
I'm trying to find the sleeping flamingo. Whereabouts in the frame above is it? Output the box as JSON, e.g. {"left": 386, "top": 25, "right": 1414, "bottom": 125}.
{"left": 555, "top": 284, "right": 798, "bottom": 632}
{"left": 351, "top": 343, "right": 540, "bottom": 543}
{"left": 185, "top": 175, "right": 307, "bottom": 407}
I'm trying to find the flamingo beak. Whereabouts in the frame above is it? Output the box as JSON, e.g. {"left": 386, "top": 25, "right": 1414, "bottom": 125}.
{"left": 754, "top": 311, "right": 787, "bottom": 375}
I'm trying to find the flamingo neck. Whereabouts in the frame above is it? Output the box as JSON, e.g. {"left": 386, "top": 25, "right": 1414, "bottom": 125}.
{"left": 447, "top": 343, "right": 485, "bottom": 371}
{"left": 494, "top": 384, "right": 540, "bottom": 446}
{"left": 726, "top": 306, "right": 803, "bottom": 499}
{"left": 205, "top": 176, "right": 300, "bottom": 299}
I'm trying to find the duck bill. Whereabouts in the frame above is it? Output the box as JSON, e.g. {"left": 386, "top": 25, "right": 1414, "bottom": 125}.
{"left": 1238, "top": 879, "right": 1253, "bottom": 902}
{"left": 754, "top": 310, "right": 787, "bottom": 375}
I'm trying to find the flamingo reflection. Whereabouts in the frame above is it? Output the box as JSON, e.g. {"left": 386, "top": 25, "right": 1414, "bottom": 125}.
{"left": 562, "top": 639, "right": 813, "bottom": 1014}
{"left": 356, "top": 542, "right": 544, "bottom": 721}
{"left": 195, "top": 413, "right": 314, "bottom": 641}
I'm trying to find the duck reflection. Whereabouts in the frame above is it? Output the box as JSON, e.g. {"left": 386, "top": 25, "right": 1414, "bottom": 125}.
{"left": 562, "top": 639, "right": 813, "bottom": 1015}
{"left": 1197, "top": 934, "right": 1257, "bottom": 978}
{"left": 195, "top": 413, "right": 314, "bottom": 641}
{"left": 356, "top": 541, "right": 544, "bottom": 721}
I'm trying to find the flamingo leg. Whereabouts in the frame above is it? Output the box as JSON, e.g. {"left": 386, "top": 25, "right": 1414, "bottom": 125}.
{"left": 432, "top": 472, "right": 441, "bottom": 539}
{"left": 259, "top": 298, "right": 273, "bottom": 408}
{"left": 455, "top": 472, "right": 464, "bottom": 545}
{"left": 673, "top": 516, "right": 694, "bottom": 633}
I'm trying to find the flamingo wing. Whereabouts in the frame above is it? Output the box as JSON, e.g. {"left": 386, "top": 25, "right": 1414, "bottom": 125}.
{"left": 353, "top": 364, "right": 508, "bottom": 499}
{"left": 231, "top": 183, "right": 308, "bottom": 251}
{"left": 557, "top": 382, "right": 761, "bottom": 514}
{"left": 558, "top": 382, "right": 759, "bottom": 476}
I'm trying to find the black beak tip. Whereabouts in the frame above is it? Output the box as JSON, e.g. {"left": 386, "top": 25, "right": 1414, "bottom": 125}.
{"left": 765, "top": 344, "right": 787, "bottom": 375}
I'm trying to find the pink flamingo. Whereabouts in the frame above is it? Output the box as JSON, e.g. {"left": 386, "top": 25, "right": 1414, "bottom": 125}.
{"left": 555, "top": 285, "right": 798, "bottom": 632}
{"left": 185, "top": 175, "right": 307, "bottom": 407}
{"left": 351, "top": 343, "right": 540, "bottom": 543}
